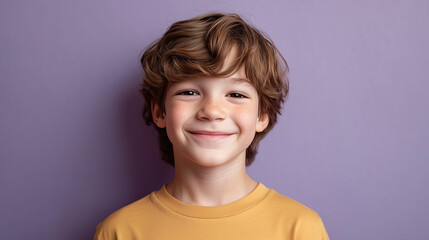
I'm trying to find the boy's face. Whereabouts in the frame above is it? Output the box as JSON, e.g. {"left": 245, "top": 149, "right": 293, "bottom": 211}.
{"left": 152, "top": 66, "right": 269, "bottom": 168}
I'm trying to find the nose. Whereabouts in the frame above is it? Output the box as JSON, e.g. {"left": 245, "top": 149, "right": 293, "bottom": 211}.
{"left": 196, "top": 97, "right": 226, "bottom": 121}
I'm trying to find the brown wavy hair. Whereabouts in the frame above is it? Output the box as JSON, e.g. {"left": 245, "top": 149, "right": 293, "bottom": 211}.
{"left": 139, "top": 12, "right": 289, "bottom": 166}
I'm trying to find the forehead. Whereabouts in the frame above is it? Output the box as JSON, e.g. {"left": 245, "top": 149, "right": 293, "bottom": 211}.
{"left": 169, "top": 63, "right": 252, "bottom": 85}
{"left": 166, "top": 46, "right": 261, "bottom": 91}
{"left": 172, "top": 68, "right": 253, "bottom": 87}
{"left": 168, "top": 76, "right": 255, "bottom": 91}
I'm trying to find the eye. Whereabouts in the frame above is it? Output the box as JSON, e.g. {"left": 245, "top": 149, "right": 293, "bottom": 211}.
{"left": 227, "top": 92, "right": 248, "bottom": 98}
{"left": 176, "top": 90, "right": 198, "bottom": 96}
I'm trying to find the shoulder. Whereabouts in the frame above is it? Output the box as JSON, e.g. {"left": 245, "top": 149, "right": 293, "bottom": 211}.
{"left": 259, "top": 188, "right": 329, "bottom": 239}
{"left": 265, "top": 189, "right": 321, "bottom": 219}
{"left": 94, "top": 193, "right": 155, "bottom": 239}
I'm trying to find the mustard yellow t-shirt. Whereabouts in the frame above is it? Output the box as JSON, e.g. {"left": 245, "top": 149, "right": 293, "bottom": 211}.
{"left": 94, "top": 183, "right": 329, "bottom": 240}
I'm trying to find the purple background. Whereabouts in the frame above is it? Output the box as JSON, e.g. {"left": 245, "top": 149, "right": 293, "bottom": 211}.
{"left": 1, "top": 0, "right": 428, "bottom": 239}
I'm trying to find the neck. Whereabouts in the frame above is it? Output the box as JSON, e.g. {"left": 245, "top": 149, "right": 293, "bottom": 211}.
{"left": 165, "top": 154, "right": 258, "bottom": 206}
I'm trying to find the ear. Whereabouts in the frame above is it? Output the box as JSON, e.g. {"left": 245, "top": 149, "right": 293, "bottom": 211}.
{"left": 256, "top": 113, "right": 269, "bottom": 133}
{"left": 151, "top": 101, "right": 166, "bottom": 128}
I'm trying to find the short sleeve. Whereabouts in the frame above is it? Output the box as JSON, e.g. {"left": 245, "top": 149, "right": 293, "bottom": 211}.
{"left": 93, "top": 222, "right": 118, "bottom": 240}
{"left": 310, "top": 218, "right": 330, "bottom": 240}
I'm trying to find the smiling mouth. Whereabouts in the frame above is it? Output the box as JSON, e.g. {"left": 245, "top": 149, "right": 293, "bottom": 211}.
{"left": 187, "top": 131, "right": 234, "bottom": 140}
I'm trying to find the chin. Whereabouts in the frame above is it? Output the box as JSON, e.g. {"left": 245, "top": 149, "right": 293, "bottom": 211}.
{"left": 187, "top": 152, "right": 246, "bottom": 168}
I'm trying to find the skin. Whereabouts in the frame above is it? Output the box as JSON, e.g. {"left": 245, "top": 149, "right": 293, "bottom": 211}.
{"left": 152, "top": 53, "right": 269, "bottom": 207}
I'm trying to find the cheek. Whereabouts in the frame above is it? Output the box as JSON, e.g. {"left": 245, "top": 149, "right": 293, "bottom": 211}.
{"left": 164, "top": 102, "right": 188, "bottom": 146}
{"left": 234, "top": 103, "right": 259, "bottom": 132}
{"left": 165, "top": 101, "right": 193, "bottom": 130}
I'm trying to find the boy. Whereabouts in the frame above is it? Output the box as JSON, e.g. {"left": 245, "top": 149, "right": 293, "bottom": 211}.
{"left": 94, "top": 13, "right": 329, "bottom": 240}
